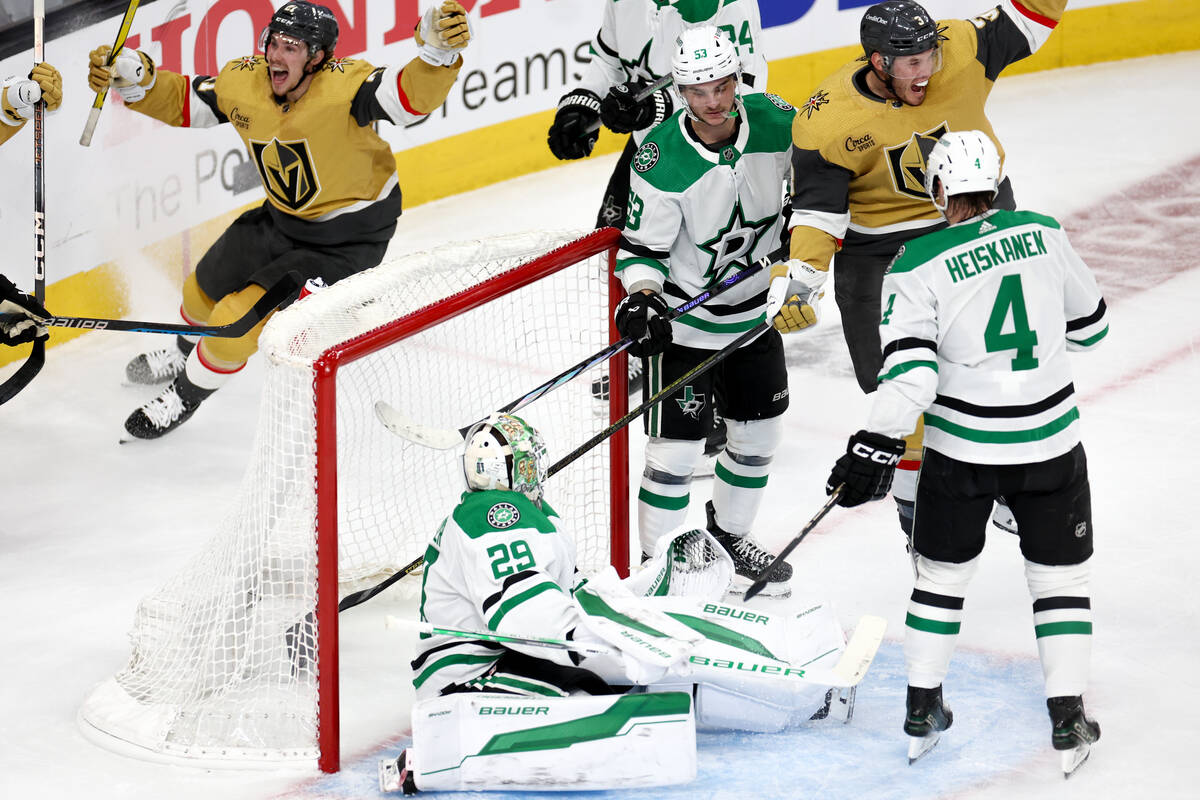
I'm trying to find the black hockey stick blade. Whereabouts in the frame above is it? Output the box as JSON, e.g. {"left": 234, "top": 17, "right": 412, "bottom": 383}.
{"left": 743, "top": 485, "right": 844, "bottom": 602}
{"left": 547, "top": 322, "right": 770, "bottom": 480}
{"left": 39, "top": 273, "right": 301, "bottom": 337}
{"left": 376, "top": 245, "right": 788, "bottom": 450}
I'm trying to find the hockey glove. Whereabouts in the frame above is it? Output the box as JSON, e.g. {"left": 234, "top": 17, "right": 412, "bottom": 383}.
{"left": 765, "top": 260, "right": 827, "bottom": 334}
{"left": 414, "top": 0, "right": 472, "bottom": 67}
{"left": 88, "top": 46, "right": 156, "bottom": 103}
{"left": 0, "top": 274, "right": 49, "bottom": 346}
{"left": 547, "top": 89, "right": 601, "bottom": 160}
{"left": 615, "top": 291, "right": 672, "bottom": 358}
{"left": 600, "top": 79, "right": 672, "bottom": 134}
{"left": 826, "top": 429, "right": 907, "bottom": 507}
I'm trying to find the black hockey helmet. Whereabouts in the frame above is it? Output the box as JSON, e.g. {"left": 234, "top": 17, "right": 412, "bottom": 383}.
{"left": 860, "top": 1, "right": 938, "bottom": 59}
{"left": 259, "top": 2, "right": 339, "bottom": 69}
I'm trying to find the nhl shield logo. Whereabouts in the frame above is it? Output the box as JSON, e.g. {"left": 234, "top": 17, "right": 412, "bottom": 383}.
{"left": 487, "top": 502, "right": 521, "bottom": 529}
{"left": 251, "top": 137, "right": 321, "bottom": 211}
{"left": 633, "top": 143, "right": 660, "bottom": 173}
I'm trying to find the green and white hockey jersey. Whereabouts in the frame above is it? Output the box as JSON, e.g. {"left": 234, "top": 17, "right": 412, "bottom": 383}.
{"left": 411, "top": 489, "right": 583, "bottom": 700}
{"left": 580, "top": 0, "right": 767, "bottom": 145}
{"left": 617, "top": 92, "right": 796, "bottom": 350}
{"left": 868, "top": 209, "right": 1109, "bottom": 465}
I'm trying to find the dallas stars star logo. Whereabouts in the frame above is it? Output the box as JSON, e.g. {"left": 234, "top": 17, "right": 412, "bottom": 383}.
{"left": 698, "top": 200, "right": 777, "bottom": 285}
{"left": 675, "top": 386, "right": 705, "bottom": 419}
{"left": 620, "top": 40, "right": 659, "bottom": 84}
{"left": 800, "top": 89, "right": 829, "bottom": 119}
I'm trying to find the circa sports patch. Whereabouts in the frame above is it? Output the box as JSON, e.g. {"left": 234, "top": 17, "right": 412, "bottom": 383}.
{"left": 487, "top": 502, "right": 520, "bottom": 528}
{"left": 765, "top": 93, "right": 794, "bottom": 112}
{"left": 633, "top": 142, "right": 660, "bottom": 173}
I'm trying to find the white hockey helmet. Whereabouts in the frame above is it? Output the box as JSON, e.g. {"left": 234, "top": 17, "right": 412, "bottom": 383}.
{"left": 671, "top": 25, "right": 741, "bottom": 122}
{"left": 923, "top": 130, "right": 1001, "bottom": 212}
{"left": 462, "top": 413, "right": 548, "bottom": 504}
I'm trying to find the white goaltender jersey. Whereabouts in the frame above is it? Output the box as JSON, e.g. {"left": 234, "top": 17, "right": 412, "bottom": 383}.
{"left": 579, "top": 0, "right": 767, "bottom": 145}
{"left": 616, "top": 92, "right": 796, "bottom": 349}
{"left": 868, "top": 209, "right": 1109, "bottom": 465}
{"left": 412, "top": 489, "right": 584, "bottom": 700}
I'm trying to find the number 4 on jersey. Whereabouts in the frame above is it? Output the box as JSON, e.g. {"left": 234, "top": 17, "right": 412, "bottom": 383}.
{"left": 985, "top": 273, "right": 1039, "bottom": 370}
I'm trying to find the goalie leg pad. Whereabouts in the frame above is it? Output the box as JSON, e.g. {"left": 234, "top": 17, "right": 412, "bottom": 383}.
{"left": 1026, "top": 559, "right": 1092, "bottom": 698}
{"left": 692, "top": 680, "right": 830, "bottom": 733}
{"left": 409, "top": 692, "right": 696, "bottom": 792}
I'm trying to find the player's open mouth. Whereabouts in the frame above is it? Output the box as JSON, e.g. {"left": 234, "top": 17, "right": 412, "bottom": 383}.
{"left": 270, "top": 66, "right": 290, "bottom": 89}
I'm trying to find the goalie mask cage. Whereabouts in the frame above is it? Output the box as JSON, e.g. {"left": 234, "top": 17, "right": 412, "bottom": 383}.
{"left": 79, "top": 228, "right": 630, "bottom": 773}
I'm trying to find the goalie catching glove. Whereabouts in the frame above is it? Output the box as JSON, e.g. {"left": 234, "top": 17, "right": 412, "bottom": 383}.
{"left": 414, "top": 0, "right": 472, "bottom": 67}
{"left": 87, "top": 46, "right": 156, "bottom": 103}
{"left": 827, "top": 429, "right": 907, "bottom": 507}
{"left": 1, "top": 63, "right": 62, "bottom": 123}
{"left": 765, "top": 260, "right": 827, "bottom": 333}
{"left": 600, "top": 79, "right": 672, "bottom": 134}
{"left": 615, "top": 290, "right": 672, "bottom": 357}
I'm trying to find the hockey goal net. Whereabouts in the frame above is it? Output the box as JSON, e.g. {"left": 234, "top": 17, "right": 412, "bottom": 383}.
{"left": 79, "top": 228, "right": 630, "bottom": 772}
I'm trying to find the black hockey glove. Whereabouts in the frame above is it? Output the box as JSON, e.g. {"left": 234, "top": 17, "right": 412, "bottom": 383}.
{"left": 600, "top": 79, "right": 672, "bottom": 134}
{"left": 615, "top": 291, "right": 672, "bottom": 358}
{"left": 0, "top": 274, "right": 49, "bottom": 346}
{"left": 827, "top": 429, "right": 907, "bottom": 508}
{"left": 547, "top": 89, "right": 601, "bottom": 160}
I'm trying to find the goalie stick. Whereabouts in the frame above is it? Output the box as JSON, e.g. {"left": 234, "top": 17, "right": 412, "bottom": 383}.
{"left": 743, "top": 486, "right": 844, "bottom": 602}
{"left": 375, "top": 245, "right": 788, "bottom": 449}
{"left": 584, "top": 74, "right": 674, "bottom": 135}
{"left": 80, "top": 0, "right": 141, "bottom": 146}
{"left": 388, "top": 614, "right": 887, "bottom": 689}
{"left": 18, "top": 273, "right": 301, "bottom": 337}
{"left": 33, "top": 0, "right": 46, "bottom": 304}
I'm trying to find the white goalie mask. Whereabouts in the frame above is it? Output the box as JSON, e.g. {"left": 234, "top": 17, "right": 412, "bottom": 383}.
{"left": 671, "top": 25, "right": 742, "bottom": 123}
{"left": 923, "top": 130, "right": 1002, "bottom": 214}
{"left": 462, "top": 413, "right": 548, "bottom": 505}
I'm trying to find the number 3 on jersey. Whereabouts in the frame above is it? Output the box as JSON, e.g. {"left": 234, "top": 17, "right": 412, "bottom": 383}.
{"left": 487, "top": 540, "right": 536, "bottom": 579}
{"left": 985, "top": 273, "right": 1039, "bottom": 371}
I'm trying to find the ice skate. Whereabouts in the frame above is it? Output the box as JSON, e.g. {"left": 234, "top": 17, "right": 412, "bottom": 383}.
{"left": 708, "top": 502, "right": 791, "bottom": 597}
{"left": 1048, "top": 695, "right": 1100, "bottom": 778}
{"left": 124, "top": 337, "right": 192, "bottom": 385}
{"left": 905, "top": 685, "right": 953, "bottom": 764}
{"left": 122, "top": 377, "right": 211, "bottom": 441}
{"left": 378, "top": 750, "right": 419, "bottom": 794}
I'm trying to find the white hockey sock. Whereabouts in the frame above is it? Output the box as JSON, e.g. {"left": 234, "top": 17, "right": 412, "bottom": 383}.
{"left": 904, "top": 554, "right": 980, "bottom": 688}
{"left": 186, "top": 343, "right": 244, "bottom": 392}
{"left": 1026, "top": 559, "right": 1093, "bottom": 697}
{"left": 638, "top": 438, "right": 704, "bottom": 555}
{"left": 710, "top": 418, "right": 780, "bottom": 534}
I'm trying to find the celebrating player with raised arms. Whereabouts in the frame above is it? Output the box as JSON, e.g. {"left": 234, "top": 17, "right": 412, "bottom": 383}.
{"left": 788, "top": 0, "right": 1069, "bottom": 540}
{"left": 1, "top": 62, "right": 61, "bottom": 146}
{"left": 379, "top": 412, "right": 863, "bottom": 793}
{"left": 614, "top": 25, "right": 807, "bottom": 595}
{"left": 823, "top": 131, "right": 1105, "bottom": 773}
{"left": 85, "top": 0, "right": 471, "bottom": 440}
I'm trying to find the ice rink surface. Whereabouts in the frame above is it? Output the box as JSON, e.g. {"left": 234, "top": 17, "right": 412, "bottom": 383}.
{"left": 2, "top": 52, "right": 1198, "bottom": 799}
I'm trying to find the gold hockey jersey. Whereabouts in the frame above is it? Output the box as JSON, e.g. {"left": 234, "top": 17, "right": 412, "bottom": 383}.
{"left": 127, "top": 54, "right": 461, "bottom": 241}
{"left": 789, "top": 0, "right": 1066, "bottom": 268}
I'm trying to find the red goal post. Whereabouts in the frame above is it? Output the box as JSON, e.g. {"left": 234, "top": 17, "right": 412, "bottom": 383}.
{"left": 79, "top": 229, "right": 630, "bottom": 773}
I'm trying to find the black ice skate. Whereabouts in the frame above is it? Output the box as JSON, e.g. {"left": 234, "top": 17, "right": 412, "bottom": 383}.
{"left": 1048, "top": 695, "right": 1100, "bottom": 777}
{"left": 905, "top": 684, "right": 953, "bottom": 764}
{"left": 590, "top": 358, "right": 644, "bottom": 405}
{"left": 122, "top": 375, "right": 213, "bottom": 441}
{"left": 124, "top": 335, "right": 194, "bottom": 385}
{"left": 707, "top": 501, "right": 792, "bottom": 597}
{"left": 378, "top": 750, "right": 419, "bottom": 794}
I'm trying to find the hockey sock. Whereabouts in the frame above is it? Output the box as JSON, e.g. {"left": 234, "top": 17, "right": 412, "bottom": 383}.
{"left": 710, "top": 417, "right": 780, "bottom": 534}
{"left": 904, "top": 554, "right": 980, "bottom": 688}
{"left": 637, "top": 438, "right": 703, "bottom": 555}
{"left": 1026, "top": 559, "right": 1092, "bottom": 697}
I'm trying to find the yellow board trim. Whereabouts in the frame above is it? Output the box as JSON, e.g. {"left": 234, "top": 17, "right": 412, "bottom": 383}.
{"left": 7, "top": 0, "right": 1195, "bottom": 369}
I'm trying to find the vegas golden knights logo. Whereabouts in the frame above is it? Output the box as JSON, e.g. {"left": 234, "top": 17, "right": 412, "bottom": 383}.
{"left": 884, "top": 123, "right": 948, "bottom": 200}
{"left": 250, "top": 138, "right": 320, "bottom": 211}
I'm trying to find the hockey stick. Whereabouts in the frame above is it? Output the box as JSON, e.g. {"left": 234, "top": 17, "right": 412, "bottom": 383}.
{"left": 28, "top": 273, "right": 301, "bottom": 336}
{"left": 375, "top": 245, "right": 787, "bottom": 449}
{"left": 32, "top": 0, "right": 46, "bottom": 304}
{"left": 546, "top": 321, "right": 771, "bottom": 480}
{"left": 583, "top": 73, "right": 674, "bottom": 135}
{"left": 79, "top": 0, "right": 141, "bottom": 146}
{"left": 743, "top": 485, "right": 844, "bottom": 602}
{"left": 388, "top": 614, "right": 887, "bottom": 688}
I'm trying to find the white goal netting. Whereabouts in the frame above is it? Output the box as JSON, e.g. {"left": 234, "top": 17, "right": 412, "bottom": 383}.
{"left": 79, "top": 229, "right": 626, "bottom": 769}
